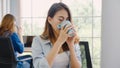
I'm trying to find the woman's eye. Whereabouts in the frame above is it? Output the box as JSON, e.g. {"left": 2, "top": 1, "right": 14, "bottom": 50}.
{"left": 59, "top": 19, "right": 63, "bottom": 21}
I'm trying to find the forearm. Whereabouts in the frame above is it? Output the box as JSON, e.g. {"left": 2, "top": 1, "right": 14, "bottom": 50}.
{"left": 69, "top": 46, "right": 81, "bottom": 68}
{"left": 17, "top": 26, "right": 23, "bottom": 43}
{"left": 45, "top": 41, "right": 62, "bottom": 67}
{"left": 18, "top": 33, "right": 23, "bottom": 43}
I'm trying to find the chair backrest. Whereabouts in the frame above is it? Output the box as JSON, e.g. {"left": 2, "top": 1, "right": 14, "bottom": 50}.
{"left": 0, "top": 37, "right": 17, "bottom": 68}
{"left": 79, "top": 41, "right": 92, "bottom": 68}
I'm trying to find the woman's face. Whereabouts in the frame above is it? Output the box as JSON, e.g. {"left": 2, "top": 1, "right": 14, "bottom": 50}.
{"left": 48, "top": 9, "right": 69, "bottom": 34}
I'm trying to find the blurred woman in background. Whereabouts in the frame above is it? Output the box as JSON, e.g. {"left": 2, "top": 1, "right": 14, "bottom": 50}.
{"left": 0, "top": 14, "right": 30, "bottom": 68}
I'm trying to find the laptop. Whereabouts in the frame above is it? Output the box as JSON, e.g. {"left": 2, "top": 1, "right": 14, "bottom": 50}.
{"left": 23, "top": 36, "right": 34, "bottom": 52}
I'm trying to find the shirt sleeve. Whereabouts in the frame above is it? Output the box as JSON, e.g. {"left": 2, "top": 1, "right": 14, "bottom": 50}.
{"left": 68, "top": 43, "right": 82, "bottom": 68}
{"left": 75, "top": 44, "right": 82, "bottom": 61}
{"left": 74, "top": 43, "right": 82, "bottom": 66}
{"left": 10, "top": 32, "right": 24, "bottom": 53}
{"left": 32, "top": 37, "right": 50, "bottom": 68}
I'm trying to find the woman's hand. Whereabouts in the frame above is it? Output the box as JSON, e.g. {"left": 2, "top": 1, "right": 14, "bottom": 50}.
{"left": 66, "top": 25, "right": 79, "bottom": 49}
{"left": 17, "top": 26, "right": 23, "bottom": 35}
{"left": 66, "top": 32, "right": 77, "bottom": 48}
{"left": 17, "top": 26, "right": 24, "bottom": 43}
{"left": 57, "top": 24, "right": 73, "bottom": 45}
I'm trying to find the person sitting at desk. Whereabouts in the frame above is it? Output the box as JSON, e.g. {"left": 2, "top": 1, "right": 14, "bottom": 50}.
{"left": 0, "top": 14, "right": 31, "bottom": 68}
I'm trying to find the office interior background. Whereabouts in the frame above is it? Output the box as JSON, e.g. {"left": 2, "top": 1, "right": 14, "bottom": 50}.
{"left": 0, "top": 0, "right": 101, "bottom": 68}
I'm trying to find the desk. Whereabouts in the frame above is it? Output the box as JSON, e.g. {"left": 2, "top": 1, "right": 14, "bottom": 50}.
{"left": 18, "top": 47, "right": 32, "bottom": 57}
{"left": 24, "top": 47, "right": 32, "bottom": 52}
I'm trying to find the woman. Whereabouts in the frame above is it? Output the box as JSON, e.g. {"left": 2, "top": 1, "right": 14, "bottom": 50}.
{"left": 0, "top": 14, "right": 30, "bottom": 68}
{"left": 32, "top": 2, "right": 82, "bottom": 68}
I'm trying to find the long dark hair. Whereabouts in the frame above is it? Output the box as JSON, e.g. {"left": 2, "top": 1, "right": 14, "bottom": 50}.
{"left": 41, "top": 2, "right": 72, "bottom": 51}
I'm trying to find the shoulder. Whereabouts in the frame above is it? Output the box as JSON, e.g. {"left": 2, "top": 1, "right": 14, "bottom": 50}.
{"left": 10, "top": 32, "right": 18, "bottom": 36}
{"left": 10, "top": 32, "right": 22, "bottom": 42}
{"left": 33, "top": 36, "right": 42, "bottom": 43}
{"left": 10, "top": 32, "right": 19, "bottom": 38}
{"left": 32, "top": 36, "right": 51, "bottom": 52}
{"left": 11, "top": 32, "right": 18, "bottom": 36}
{"left": 33, "top": 36, "right": 50, "bottom": 44}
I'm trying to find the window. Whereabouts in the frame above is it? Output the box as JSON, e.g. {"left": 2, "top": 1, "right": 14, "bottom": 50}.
{"left": 20, "top": 0, "right": 101, "bottom": 68}
{"left": 20, "top": 0, "right": 60, "bottom": 35}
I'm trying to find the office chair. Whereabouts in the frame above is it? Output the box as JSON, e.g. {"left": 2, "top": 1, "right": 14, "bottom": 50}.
{"left": 79, "top": 41, "right": 92, "bottom": 68}
{"left": 0, "top": 37, "right": 33, "bottom": 68}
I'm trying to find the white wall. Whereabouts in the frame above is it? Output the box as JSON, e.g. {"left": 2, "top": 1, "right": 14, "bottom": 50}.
{"left": 10, "top": 0, "right": 20, "bottom": 25}
{"left": 101, "top": 0, "right": 120, "bottom": 68}
{"left": 0, "top": 0, "right": 2, "bottom": 21}
{"left": 0, "top": 0, "right": 10, "bottom": 22}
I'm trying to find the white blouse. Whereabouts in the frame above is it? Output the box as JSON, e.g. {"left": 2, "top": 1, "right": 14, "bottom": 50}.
{"left": 52, "top": 52, "right": 69, "bottom": 68}
{"left": 32, "top": 36, "right": 81, "bottom": 68}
